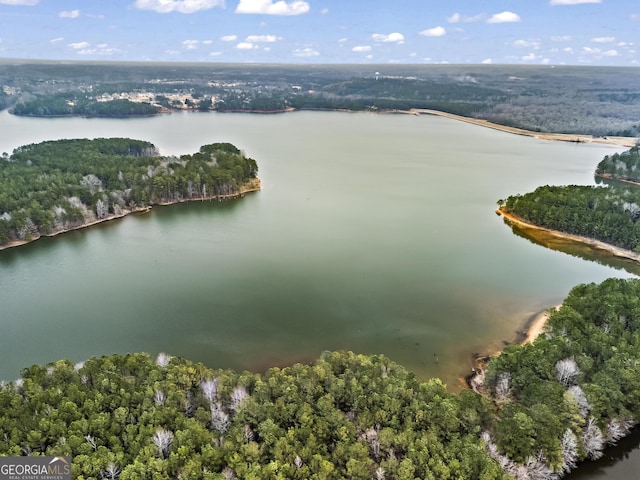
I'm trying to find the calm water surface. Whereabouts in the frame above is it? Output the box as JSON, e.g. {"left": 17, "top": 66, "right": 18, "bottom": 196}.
{"left": 0, "top": 110, "right": 637, "bottom": 477}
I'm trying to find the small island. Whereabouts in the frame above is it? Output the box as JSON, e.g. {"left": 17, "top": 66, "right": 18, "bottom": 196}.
{"left": 0, "top": 138, "right": 259, "bottom": 250}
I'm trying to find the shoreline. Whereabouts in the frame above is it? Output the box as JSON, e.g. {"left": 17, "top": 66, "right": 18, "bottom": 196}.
{"left": 9, "top": 107, "right": 637, "bottom": 148}
{"left": 496, "top": 206, "right": 640, "bottom": 264}
{"left": 595, "top": 172, "right": 640, "bottom": 187}
{"left": 410, "top": 109, "right": 638, "bottom": 148}
{"left": 0, "top": 178, "right": 260, "bottom": 252}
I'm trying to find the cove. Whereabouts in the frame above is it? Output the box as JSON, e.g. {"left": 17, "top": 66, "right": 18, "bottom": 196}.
{"left": 0, "top": 109, "right": 636, "bottom": 477}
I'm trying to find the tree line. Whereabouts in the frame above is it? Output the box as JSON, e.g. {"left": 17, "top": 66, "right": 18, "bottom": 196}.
{"left": 2, "top": 277, "right": 640, "bottom": 479}
{"left": 0, "top": 139, "right": 258, "bottom": 246}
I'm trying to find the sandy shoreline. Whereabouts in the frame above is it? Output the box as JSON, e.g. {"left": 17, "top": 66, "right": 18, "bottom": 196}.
{"left": 0, "top": 178, "right": 260, "bottom": 252}
{"left": 497, "top": 207, "right": 640, "bottom": 264}
{"left": 409, "top": 109, "right": 637, "bottom": 148}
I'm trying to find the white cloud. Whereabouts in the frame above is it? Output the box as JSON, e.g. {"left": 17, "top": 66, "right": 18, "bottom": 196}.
{"left": 419, "top": 26, "right": 446, "bottom": 37}
{"left": 235, "top": 0, "right": 309, "bottom": 16}
{"left": 320, "top": 8, "right": 328, "bottom": 14}
{"left": 221, "top": 35, "right": 237, "bottom": 41}
{"left": 236, "top": 42, "right": 257, "bottom": 49}
{"left": 86, "top": 13, "right": 105, "bottom": 19}
{"left": 352, "top": 45, "right": 372, "bottom": 52}
{"left": 591, "top": 36, "right": 614, "bottom": 43}
{"left": 372, "top": 32, "right": 404, "bottom": 43}
{"left": 263, "top": 46, "right": 271, "bottom": 51}
{"left": 202, "top": 39, "right": 213, "bottom": 44}
{"left": 551, "top": 35, "right": 572, "bottom": 41}
{"left": 245, "top": 34, "right": 278, "bottom": 42}
{"left": 59, "top": 9, "right": 80, "bottom": 18}
{"left": 133, "top": 0, "right": 225, "bottom": 14}
{"left": 293, "top": 47, "right": 319, "bottom": 57}
{"left": 0, "top": 0, "right": 39, "bottom": 5}
{"left": 563, "top": 47, "right": 574, "bottom": 53}
{"left": 632, "top": 14, "right": 640, "bottom": 20}
{"left": 550, "top": 0, "right": 601, "bottom": 4}
{"left": 182, "top": 39, "right": 199, "bottom": 49}
{"left": 447, "top": 12, "right": 484, "bottom": 23}
{"left": 68, "top": 42, "right": 90, "bottom": 49}
{"left": 365, "top": 54, "right": 373, "bottom": 59}
{"left": 50, "top": 37, "right": 64, "bottom": 43}
{"left": 522, "top": 53, "right": 540, "bottom": 61}
{"left": 210, "top": 51, "right": 222, "bottom": 56}
{"left": 338, "top": 37, "right": 347, "bottom": 43}
{"left": 513, "top": 39, "right": 541, "bottom": 49}
{"left": 602, "top": 49, "right": 619, "bottom": 56}
{"left": 487, "top": 11, "right": 521, "bottom": 23}
{"left": 482, "top": 58, "right": 493, "bottom": 64}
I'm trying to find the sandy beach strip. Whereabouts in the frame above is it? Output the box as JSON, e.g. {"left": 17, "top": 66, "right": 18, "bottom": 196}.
{"left": 410, "top": 109, "right": 638, "bottom": 148}
{"left": 497, "top": 207, "right": 640, "bottom": 264}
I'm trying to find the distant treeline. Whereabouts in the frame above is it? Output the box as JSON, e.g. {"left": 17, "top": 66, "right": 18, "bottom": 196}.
{"left": 0, "top": 138, "right": 258, "bottom": 246}
{"left": 2, "top": 63, "right": 639, "bottom": 136}
{"left": 1, "top": 277, "right": 639, "bottom": 479}
{"left": 12, "top": 94, "right": 159, "bottom": 117}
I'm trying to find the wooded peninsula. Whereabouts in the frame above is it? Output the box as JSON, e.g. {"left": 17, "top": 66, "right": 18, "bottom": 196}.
{"left": 0, "top": 138, "right": 259, "bottom": 249}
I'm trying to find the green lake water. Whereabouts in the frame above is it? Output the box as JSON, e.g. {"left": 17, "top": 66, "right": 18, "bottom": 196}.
{"left": 0, "top": 109, "right": 637, "bottom": 477}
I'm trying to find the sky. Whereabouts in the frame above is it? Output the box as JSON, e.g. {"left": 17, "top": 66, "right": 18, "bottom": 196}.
{"left": 0, "top": 0, "right": 638, "bottom": 65}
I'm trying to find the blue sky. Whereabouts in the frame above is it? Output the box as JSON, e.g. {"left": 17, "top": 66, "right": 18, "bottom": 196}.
{"left": 0, "top": 0, "right": 638, "bottom": 65}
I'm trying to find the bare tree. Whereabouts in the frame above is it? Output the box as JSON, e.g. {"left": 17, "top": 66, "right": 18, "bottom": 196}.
{"left": 222, "top": 467, "right": 235, "bottom": 480}
{"left": 294, "top": 455, "right": 303, "bottom": 470}
{"left": 567, "top": 385, "right": 590, "bottom": 418}
{"left": 561, "top": 429, "right": 578, "bottom": 473}
{"left": 583, "top": 417, "right": 604, "bottom": 460}
{"left": 101, "top": 462, "right": 120, "bottom": 480}
{"left": 210, "top": 402, "right": 230, "bottom": 433}
{"left": 607, "top": 418, "right": 635, "bottom": 443}
{"left": 201, "top": 378, "right": 219, "bottom": 404}
{"left": 154, "top": 389, "right": 166, "bottom": 406}
{"left": 230, "top": 386, "right": 249, "bottom": 412}
{"left": 556, "top": 358, "right": 580, "bottom": 387}
{"left": 156, "top": 352, "right": 171, "bottom": 368}
{"left": 243, "top": 425, "right": 254, "bottom": 443}
{"left": 152, "top": 429, "right": 174, "bottom": 459}
{"left": 85, "top": 434, "right": 97, "bottom": 451}
{"left": 495, "top": 372, "right": 512, "bottom": 403}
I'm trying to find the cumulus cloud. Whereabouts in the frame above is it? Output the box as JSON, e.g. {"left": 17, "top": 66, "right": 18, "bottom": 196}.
{"left": 550, "top": 0, "right": 601, "bottom": 4}
{"left": 487, "top": 11, "right": 521, "bottom": 23}
{"left": 235, "top": 0, "right": 309, "bottom": 16}
{"left": 50, "top": 37, "right": 64, "bottom": 43}
{"left": 182, "top": 39, "right": 199, "bottom": 49}
{"left": 0, "top": 0, "right": 39, "bottom": 5}
{"left": 419, "top": 26, "right": 446, "bottom": 37}
{"left": 210, "top": 51, "right": 222, "bottom": 56}
{"left": 293, "top": 47, "right": 319, "bottom": 57}
{"left": 236, "top": 42, "right": 257, "bottom": 49}
{"left": 513, "top": 39, "right": 541, "bottom": 49}
{"left": 372, "top": 32, "right": 404, "bottom": 43}
{"left": 59, "top": 10, "right": 80, "bottom": 18}
{"left": 220, "top": 35, "right": 237, "bottom": 41}
{"left": 482, "top": 58, "right": 493, "bottom": 64}
{"left": 68, "top": 41, "right": 91, "bottom": 49}
{"left": 133, "top": 0, "right": 225, "bottom": 14}
{"left": 591, "top": 36, "right": 615, "bottom": 43}
{"left": 447, "top": 12, "right": 484, "bottom": 23}
{"left": 602, "top": 49, "right": 619, "bottom": 56}
{"left": 352, "top": 45, "right": 372, "bottom": 52}
{"left": 245, "top": 34, "right": 278, "bottom": 42}
{"left": 522, "top": 53, "right": 540, "bottom": 61}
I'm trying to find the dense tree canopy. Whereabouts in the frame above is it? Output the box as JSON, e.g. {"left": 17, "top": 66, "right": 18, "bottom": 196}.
{"left": 596, "top": 146, "right": 640, "bottom": 183}
{"left": 0, "top": 138, "right": 258, "bottom": 246}
{"left": 2, "top": 277, "right": 640, "bottom": 478}
{"left": 0, "top": 351, "right": 505, "bottom": 480}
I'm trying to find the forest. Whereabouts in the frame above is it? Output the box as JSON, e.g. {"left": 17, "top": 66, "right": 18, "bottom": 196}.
{"left": 595, "top": 146, "right": 640, "bottom": 183}
{"left": 499, "top": 146, "right": 640, "bottom": 254}
{"left": 1, "top": 277, "right": 639, "bottom": 479}
{"left": 0, "top": 138, "right": 258, "bottom": 246}
{"left": 1, "top": 62, "right": 639, "bottom": 137}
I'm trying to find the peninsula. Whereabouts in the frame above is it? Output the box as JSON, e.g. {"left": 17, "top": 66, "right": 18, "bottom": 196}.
{"left": 0, "top": 139, "right": 259, "bottom": 250}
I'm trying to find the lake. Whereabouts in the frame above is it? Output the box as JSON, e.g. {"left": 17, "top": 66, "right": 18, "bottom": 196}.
{"left": 0, "top": 109, "right": 636, "bottom": 477}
